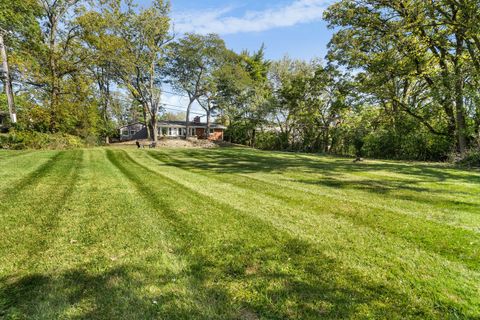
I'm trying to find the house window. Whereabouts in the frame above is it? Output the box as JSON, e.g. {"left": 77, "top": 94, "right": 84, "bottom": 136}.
{"left": 122, "top": 130, "right": 129, "bottom": 136}
{"left": 209, "top": 129, "right": 214, "bottom": 134}
{"left": 168, "top": 128, "right": 172, "bottom": 136}
{"left": 130, "top": 130, "right": 136, "bottom": 135}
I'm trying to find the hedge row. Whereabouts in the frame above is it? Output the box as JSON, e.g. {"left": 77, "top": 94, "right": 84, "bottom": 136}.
{"left": 0, "top": 130, "right": 86, "bottom": 150}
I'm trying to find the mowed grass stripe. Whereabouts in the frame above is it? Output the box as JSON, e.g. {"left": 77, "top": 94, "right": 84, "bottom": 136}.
{"left": 0, "top": 150, "right": 59, "bottom": 195}
{"left": 147, "top": 149, "right": 480, "bottom": 270}
{"left": 0, "top": 149, "right": 191, "bottom": 319}
{"left": 0, "top": 151, "right": 82, "bottom": 262}
{"left": 192, "top": 147, "right": 480, "bottom": 224}
{"left": 128, "top": 149, "right": 480, "bottom": 318}
{"left": 0, "top": 150, "right": 82, "bottom": 316}
{"left": 159, "top": 148, "right": 480, "bottom": 227}
{"left": 271, "top": 170, "right": 480, "bottom": 228}
{"left": 0, "top": 150, "right": 83, "bottom": 274}
{"left": 107, "top": 149, "right": 243, "bottom": 319}
{"left": 0, "top": 150, "right": 33, "bottom": 162}
{"left": 108, "top": 149, "right": 451, "bottom": 319}
{"left": 0, "top": 150, "right": 87, "bottom": 318}
{"left": 1, "top": 148, "right": 479, "bottom": 318}
{"left": 60, "top": 149, "right": 178, "bottom": 267}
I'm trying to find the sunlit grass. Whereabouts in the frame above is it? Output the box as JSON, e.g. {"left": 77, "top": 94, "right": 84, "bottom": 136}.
{"left": 0, "top": 147, "right": 479, "bottom": 319}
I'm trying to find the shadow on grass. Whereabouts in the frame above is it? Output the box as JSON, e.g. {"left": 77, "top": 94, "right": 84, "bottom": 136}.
{"left": 0, "top": 235, "right": 439, "bottom": 319}
{"left": 0, "top": 267, "right": 163, "bottom": 319}
{"left": 296, "top": 177, "right": 479, "bottom": 209}
{"left": 146, "top": 149, "right": 480, "bottom": 270}
{"left": 0, "top": 151, "right": 63, "bottom": 199}
{"left": 0, "top": 149, "right": 467, "bottom": 319}
{"left": 149, "top": 149, "right": 480, "bottom": 206}
{"left": 154, "top": 148, "right": 480, "bottom": 184}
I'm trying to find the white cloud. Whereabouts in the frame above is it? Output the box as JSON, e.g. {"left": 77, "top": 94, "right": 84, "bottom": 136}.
{"left": 173, "top": 0, "right": 331, "bottom": 35}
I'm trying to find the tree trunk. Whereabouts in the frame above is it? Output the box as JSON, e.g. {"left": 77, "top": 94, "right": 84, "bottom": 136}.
{"left": 48, "top": 18, "right": 59, "bottom": 132}
{"left": 454, "top": 34, "right": 468, "bottom": 155}
{"left": 206, "top": 108, "right": 211, "bottom": 139}
{"left": 455, "top": 79, "right": 467, "bottom": 154}
{"left": 251, "top": 128, "right": 256, "bottom": 148}
{"left": 0, "top": 33, "right": 16, "bottom": 123}
{"left": 150, "top": 114, "right": 158, "bottom": 142}
{"left": 324, "top": 129, "right": 330, "bottom": 153}
{"left": 185, "top": 98, "right": 194, "bottom": 138}
{"left": 142, "top": 105, "right": 150, "bottom": 140}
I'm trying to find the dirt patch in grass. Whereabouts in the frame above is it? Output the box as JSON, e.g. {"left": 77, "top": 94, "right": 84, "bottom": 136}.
{"left": 112, "top": 138, "right": 232, "bottom": 149}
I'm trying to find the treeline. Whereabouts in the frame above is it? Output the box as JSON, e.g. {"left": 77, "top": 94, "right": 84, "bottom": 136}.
{"left": 232, "top": 1, "right": 480, "bottom": 162}
{"left": 1, "top": 0, "right": 480, "bottom": 163}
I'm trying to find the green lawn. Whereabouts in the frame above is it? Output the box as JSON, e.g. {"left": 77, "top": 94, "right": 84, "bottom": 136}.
{"left": 0, "top": 147, "right": 479, "bottom": 319}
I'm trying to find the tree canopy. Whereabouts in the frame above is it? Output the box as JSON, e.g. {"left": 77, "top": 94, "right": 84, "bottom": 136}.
{"left": 1, "top": 0, "right": 479, "bottom": 162}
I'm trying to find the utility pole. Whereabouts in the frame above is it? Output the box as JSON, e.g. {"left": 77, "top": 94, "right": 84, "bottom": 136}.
{"left": 0, "top": 28, "right": 17, "bottom": 124}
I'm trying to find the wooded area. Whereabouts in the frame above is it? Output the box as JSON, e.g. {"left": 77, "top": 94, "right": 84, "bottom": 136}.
{"left": 1, "top": 0, "right": 480, "bottom": 163}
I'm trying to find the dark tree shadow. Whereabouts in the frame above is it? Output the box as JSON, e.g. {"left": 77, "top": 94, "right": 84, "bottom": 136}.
{"left": 150, "top": 148, "right": 480, "bottom": 185}
{"left": 0, "top": 234, "right": 445, "bottom": 319}
{"left": 1, "top": 149, "right": 472, "bottom": 319}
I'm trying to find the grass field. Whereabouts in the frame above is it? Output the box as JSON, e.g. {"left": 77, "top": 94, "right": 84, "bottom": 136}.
{"left": 0, "top": 147, "right": 479, "bottom": 319}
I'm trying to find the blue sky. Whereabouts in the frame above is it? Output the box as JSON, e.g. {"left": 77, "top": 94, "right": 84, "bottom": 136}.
{"left": 134, "top": 0, "right": 335, "bottom": 117}
{"left": 136, "top": 0, "right": 334, "bottom": 60}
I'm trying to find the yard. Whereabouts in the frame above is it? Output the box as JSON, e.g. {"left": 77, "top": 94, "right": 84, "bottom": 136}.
{"left": 0, "top": 147, "right": 479, "bottom": 319}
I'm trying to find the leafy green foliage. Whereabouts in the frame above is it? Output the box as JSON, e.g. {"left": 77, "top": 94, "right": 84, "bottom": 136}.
{"left": 165, "top": 33, "right": 228, "bottom": 136}
{"left": 457, "top": 149, "right": 480, "bottom": 167}
{"left": 324, "top": 0, "right": 480, "bottom": 155}
{"left": 0, "top": 130, "right": 85, "bottom": 149}
{"left": 1, "top": 0, "right": 480, "bottom": 158}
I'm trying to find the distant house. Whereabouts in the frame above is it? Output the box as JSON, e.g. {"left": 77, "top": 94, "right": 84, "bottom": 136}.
{"left": 119, "top": 122, "right": 148, "bottom": 141}
{"left": 119, "top": 116, "right": 227, "bottom": 141}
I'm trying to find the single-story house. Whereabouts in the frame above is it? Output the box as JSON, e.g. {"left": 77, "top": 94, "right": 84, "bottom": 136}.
{"left": 119, "top": 122, "right": 148, "bottom": 141}
{"left": 119, "top": 116, "right": 227, "bottom": 141}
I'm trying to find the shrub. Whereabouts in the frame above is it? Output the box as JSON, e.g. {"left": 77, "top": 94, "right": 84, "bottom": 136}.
{"left": 0, "top": 130, "right": 86, "bottom": 150}
{"left": 456, "top": 149, "right": 480, "bottom": 168}
{"left": 255, "top": 131, "right": 278, "bottom": 150}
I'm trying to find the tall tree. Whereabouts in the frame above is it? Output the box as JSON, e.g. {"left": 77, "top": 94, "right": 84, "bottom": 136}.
{"left": 38, "top": 0, "right": 84, "bottom": 131}
{"left": 214, "top": 47, "right": 271, "bottom": 146}
{"left": 77, "top": 4, "right": 125, "bottom": 143}
{"left": 96, "top": 0, "right": 172, "bottom": 142}
{"left": 268, "top": 57, "right": 311, "bottom": 149}
{"left": 0, "top": 0, "right": 41, "bottom": 120}
{"left": 324, "top": 0, "right": 480, "bottom": 154}
{"left": 165, "top": 33, "right": 226, "bottom": 137}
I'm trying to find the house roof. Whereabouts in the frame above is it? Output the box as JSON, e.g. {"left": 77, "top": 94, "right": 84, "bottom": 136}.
{"left": 118, "top": 122, "right": 146, "bottom": 129}
{"left": 158, "top": 120, "right": 227, "bottom": 129}
{"left": 120, "top": 121, "right": 226, "bottom": 130}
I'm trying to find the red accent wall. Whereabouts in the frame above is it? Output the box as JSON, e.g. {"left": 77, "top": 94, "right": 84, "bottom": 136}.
{"left": 208, "top": 129, "right": 224, "bottom": 141}
{"left": 195, "top": 128, "right": 224, "bottom": 141}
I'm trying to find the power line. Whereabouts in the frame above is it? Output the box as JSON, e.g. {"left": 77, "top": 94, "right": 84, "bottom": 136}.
{"left": 162, "top": 90, "right": 188, "bottom": 98}
{"left": 8, "top": 78, "right": 205, "bottom": 116}
{"left": 109, "top": 96, "right": 206, "bottom": 116}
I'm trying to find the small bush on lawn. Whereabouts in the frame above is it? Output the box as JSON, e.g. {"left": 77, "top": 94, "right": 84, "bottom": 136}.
{"left": 455, "top": 149, "right": 480, "bottom": 168}
{"left": 0, "top": 130, "right": 86, "bottom": 150}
